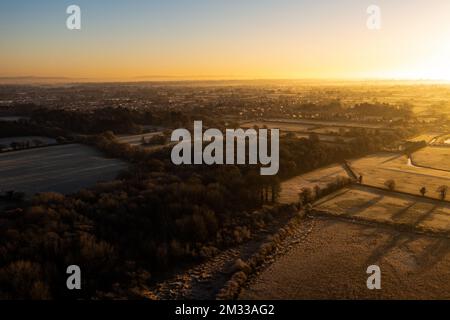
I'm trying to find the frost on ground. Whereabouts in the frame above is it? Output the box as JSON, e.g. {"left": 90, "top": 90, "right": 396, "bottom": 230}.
{"left": 240, "top": 216, "right": 450, "bottom": 300}
{"left": 0, "top": 144, "right": 127, "bottom": 195}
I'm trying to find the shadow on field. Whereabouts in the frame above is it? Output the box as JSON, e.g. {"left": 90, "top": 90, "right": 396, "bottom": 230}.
{"left": 413, "top": 205, "right": 438, "bottom": 226}
{"left": 391, "top": 201, "right": 417, "bottom": 221}
{"left": 365, "top": 233, "right": 410, "bottom": 265}
{"left": 348, "top": 195, "right": 384, "bottom": 216}
{"left": 417, "top": 238, "right": 450, "bottom": 271}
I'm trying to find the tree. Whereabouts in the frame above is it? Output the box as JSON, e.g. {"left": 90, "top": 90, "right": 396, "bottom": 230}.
{"left": 309, "top": 133, "right": 320, "bottom": 143}
{"left": 299, "top": 187, "right": 313, "bottom": 205}
{"left": 314, "top": 185, "right": 321, "bottom": 199}
{"left": 420, "top": 187, "right": 426, "bottom": 197}
{"left": 270, "top": 177, "right": 281, "bottom": 203}
{"left": 32, "top": 139, "right": 44, "bottom": 147}
{"left": 437, "top": 185, "right": 448, "bottom": 201}
{"left": 10, "top": 142, "right": 19, "bottom": 150}
{"left": 384, "top": 179, "right": 396, "bottom": 191}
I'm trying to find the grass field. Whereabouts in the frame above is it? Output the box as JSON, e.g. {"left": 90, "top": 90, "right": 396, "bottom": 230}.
{"left": 314, "top": 185, "right": 450, "bottom": 233}
{"left": 291, "top": 133, "right": 354, "bottom": 143}
{"left": 254, "top": 118, "right": 390, "bottom": 129}
{"left": 412, "top": 147, "right": 450, "bottom": 171}
{"left": 309, "top": 127, "right": 347, "bottom": 134}
{"left": 408, "top": 133, "right": 442, "bottom": 144}
{"left": 349, "top": 152, "right": 450, "bottom": 199}
{"left": 279, "top": 164, "right": 350, "bottom": 204}
{"left": 0, "top": 144, "right": 127, "bottom": 195}
{"left": 240, "top": 121, "right": 314, "bottom": 132}
{"left": 240, "top": 216, "right": 450, "bottom": 299}
{"left": 116, "top": 132, "right": 162, "bottom": 146}
{"left": 432, "top": 134, "right": 450, "bottom": 145}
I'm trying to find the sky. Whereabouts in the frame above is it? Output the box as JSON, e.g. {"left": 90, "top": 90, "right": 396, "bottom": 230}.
{"left": 1, "top": 0, "right": 450, "bottom": 81}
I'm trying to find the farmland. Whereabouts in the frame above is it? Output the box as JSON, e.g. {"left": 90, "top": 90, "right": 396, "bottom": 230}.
{"left": 412, "top": 147, "right": 450, "bottom": 171}
{"left": 290, "top": 133, "right": 354, "bottom": 143}
{"left": 240, "top": 216, "right": 450, "bottom": 299}
{"left": 279, "top": 164, "right": 350, "bottom": 204}
{"left": 116, "top": 132, "right": 174, "bottom": 153}
{"left": 314, "top": 185, "right": 450, "bottom": 234}
{"left": 116, "top": 132, "right": 163, "bottom": 146}
{"left": 240, "top": 119, "right": 389, "bottom": 132}
{"left": 240, "top": 120, "right": 315, "bottom": 132}
{"left": 348, "top": 152, "right": 450, "bottom": 199}
{"left": 408, "top": 133, "right": 442, "bottom": 144}
{"left": 240, "top": 120, "right": 358, "bottom": 144}
{"left": 0, "top": 144, "right": 127, "bottom": 195}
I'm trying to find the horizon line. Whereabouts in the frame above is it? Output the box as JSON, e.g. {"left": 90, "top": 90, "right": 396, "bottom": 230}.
{"left": 1, "top": 76, "right": 450, "bottom": 85}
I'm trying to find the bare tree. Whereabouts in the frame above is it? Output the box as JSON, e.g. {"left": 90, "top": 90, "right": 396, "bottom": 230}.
{"left": 437, "top": 185, "right": 448, "bottom": 201}
{"left": 420, "top": 187, "right": 426, "bottom": 197}
{"left": 384, "top": 179, "right": 396, "bottom": 191}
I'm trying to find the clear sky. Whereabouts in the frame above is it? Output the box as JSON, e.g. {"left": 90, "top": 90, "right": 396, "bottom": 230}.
{"left": 1, "top": 0, "right": 450, "bottom": 81}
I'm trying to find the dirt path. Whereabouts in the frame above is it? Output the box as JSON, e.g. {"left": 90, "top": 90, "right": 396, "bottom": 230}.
{"left": 240, "top": 216, "right": 450, "bottom": 299}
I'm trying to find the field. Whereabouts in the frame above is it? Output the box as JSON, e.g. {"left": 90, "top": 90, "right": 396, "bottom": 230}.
{"left": 291, "top": 133, "right": 354, "bottom": 143}
{"left": 240, "top": 216, "right": 450, "bottom": 299}
{"left": 432, "top": 134, "right": 450, "bottom": 145}
{"left": 0, "top": 144, "right": 127, "bottom": 195}
{"left": 279, "top": 164, "right": 350, "bottom": 204}
{"left": 256, "top": 118, "right": 389, "bottom": 129}
{"left": 412, "top": 147, "right": 450, "bottom": 171}
{"left": 241, "top": 119, "right": 388, "bottom": 131}
{"left": 408, "top": 133, "right": 442, "bottom": 144}
{"left": 349, "top": 152, "right": 450, "bottom": 199}
{"left": 314, "top": 185, "right": 450, "bottom": 233}
{"left": 240, "top": 121, "right": 315, "bottom": 132}
{"left": 240, "top": 121, "right": 356, "bottom": 144}
{"left": 309, "top": 127, "right": 347, "bottom": 134}
{"left": 116, "top": 132, "right": 162, "bottom": 146}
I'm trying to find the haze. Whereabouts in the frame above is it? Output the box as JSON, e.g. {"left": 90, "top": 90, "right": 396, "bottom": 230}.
{"left": 1, "top": 0, "right": 450, "bottom": 82}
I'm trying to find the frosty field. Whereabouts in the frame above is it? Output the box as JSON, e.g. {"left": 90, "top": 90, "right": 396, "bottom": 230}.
{"left": 0, "top": 144, "right": 127, "bottom": 195}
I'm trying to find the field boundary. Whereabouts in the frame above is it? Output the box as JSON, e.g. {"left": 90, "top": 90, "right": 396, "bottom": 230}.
{"left": 311, "top": 208, "right": 450, "bottom": 239}
{"left": 409, "top": 154, "right": 450, "bottom": 173}
{"left": 351, "top": 183, "right": 450, "bottom": 205}
{"left": 0, "top": 141, "right": 76, "bottom": 155}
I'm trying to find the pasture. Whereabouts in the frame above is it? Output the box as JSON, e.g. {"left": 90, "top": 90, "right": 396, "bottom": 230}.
{"left": 258, "top": 118, "right": 389, "bottom": 129}
{"left": 412, "top": 147, "right": 450, "bottom": 171}
{"left": 116, "top": 132, "right": 163, "bottom": 146}
{"left": 314, "top": 185, "right": 450, "bottom": 234}
{"left": 240, "top": 121, "right": 314, "bottom": 132}
{"left": 0, "top": 144, "right": 127, "bottom": 195}
{"left": 408, "top": 133, "right": 442, "bottom": 144}
{"left": 291, "top": 133, "right": 354, "bottom": 143}
{"left": 279, "top": 164, "right": 350, "bottom": 204}
{"left": 349, "top": 152, "right": 450, "bottom": 199}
